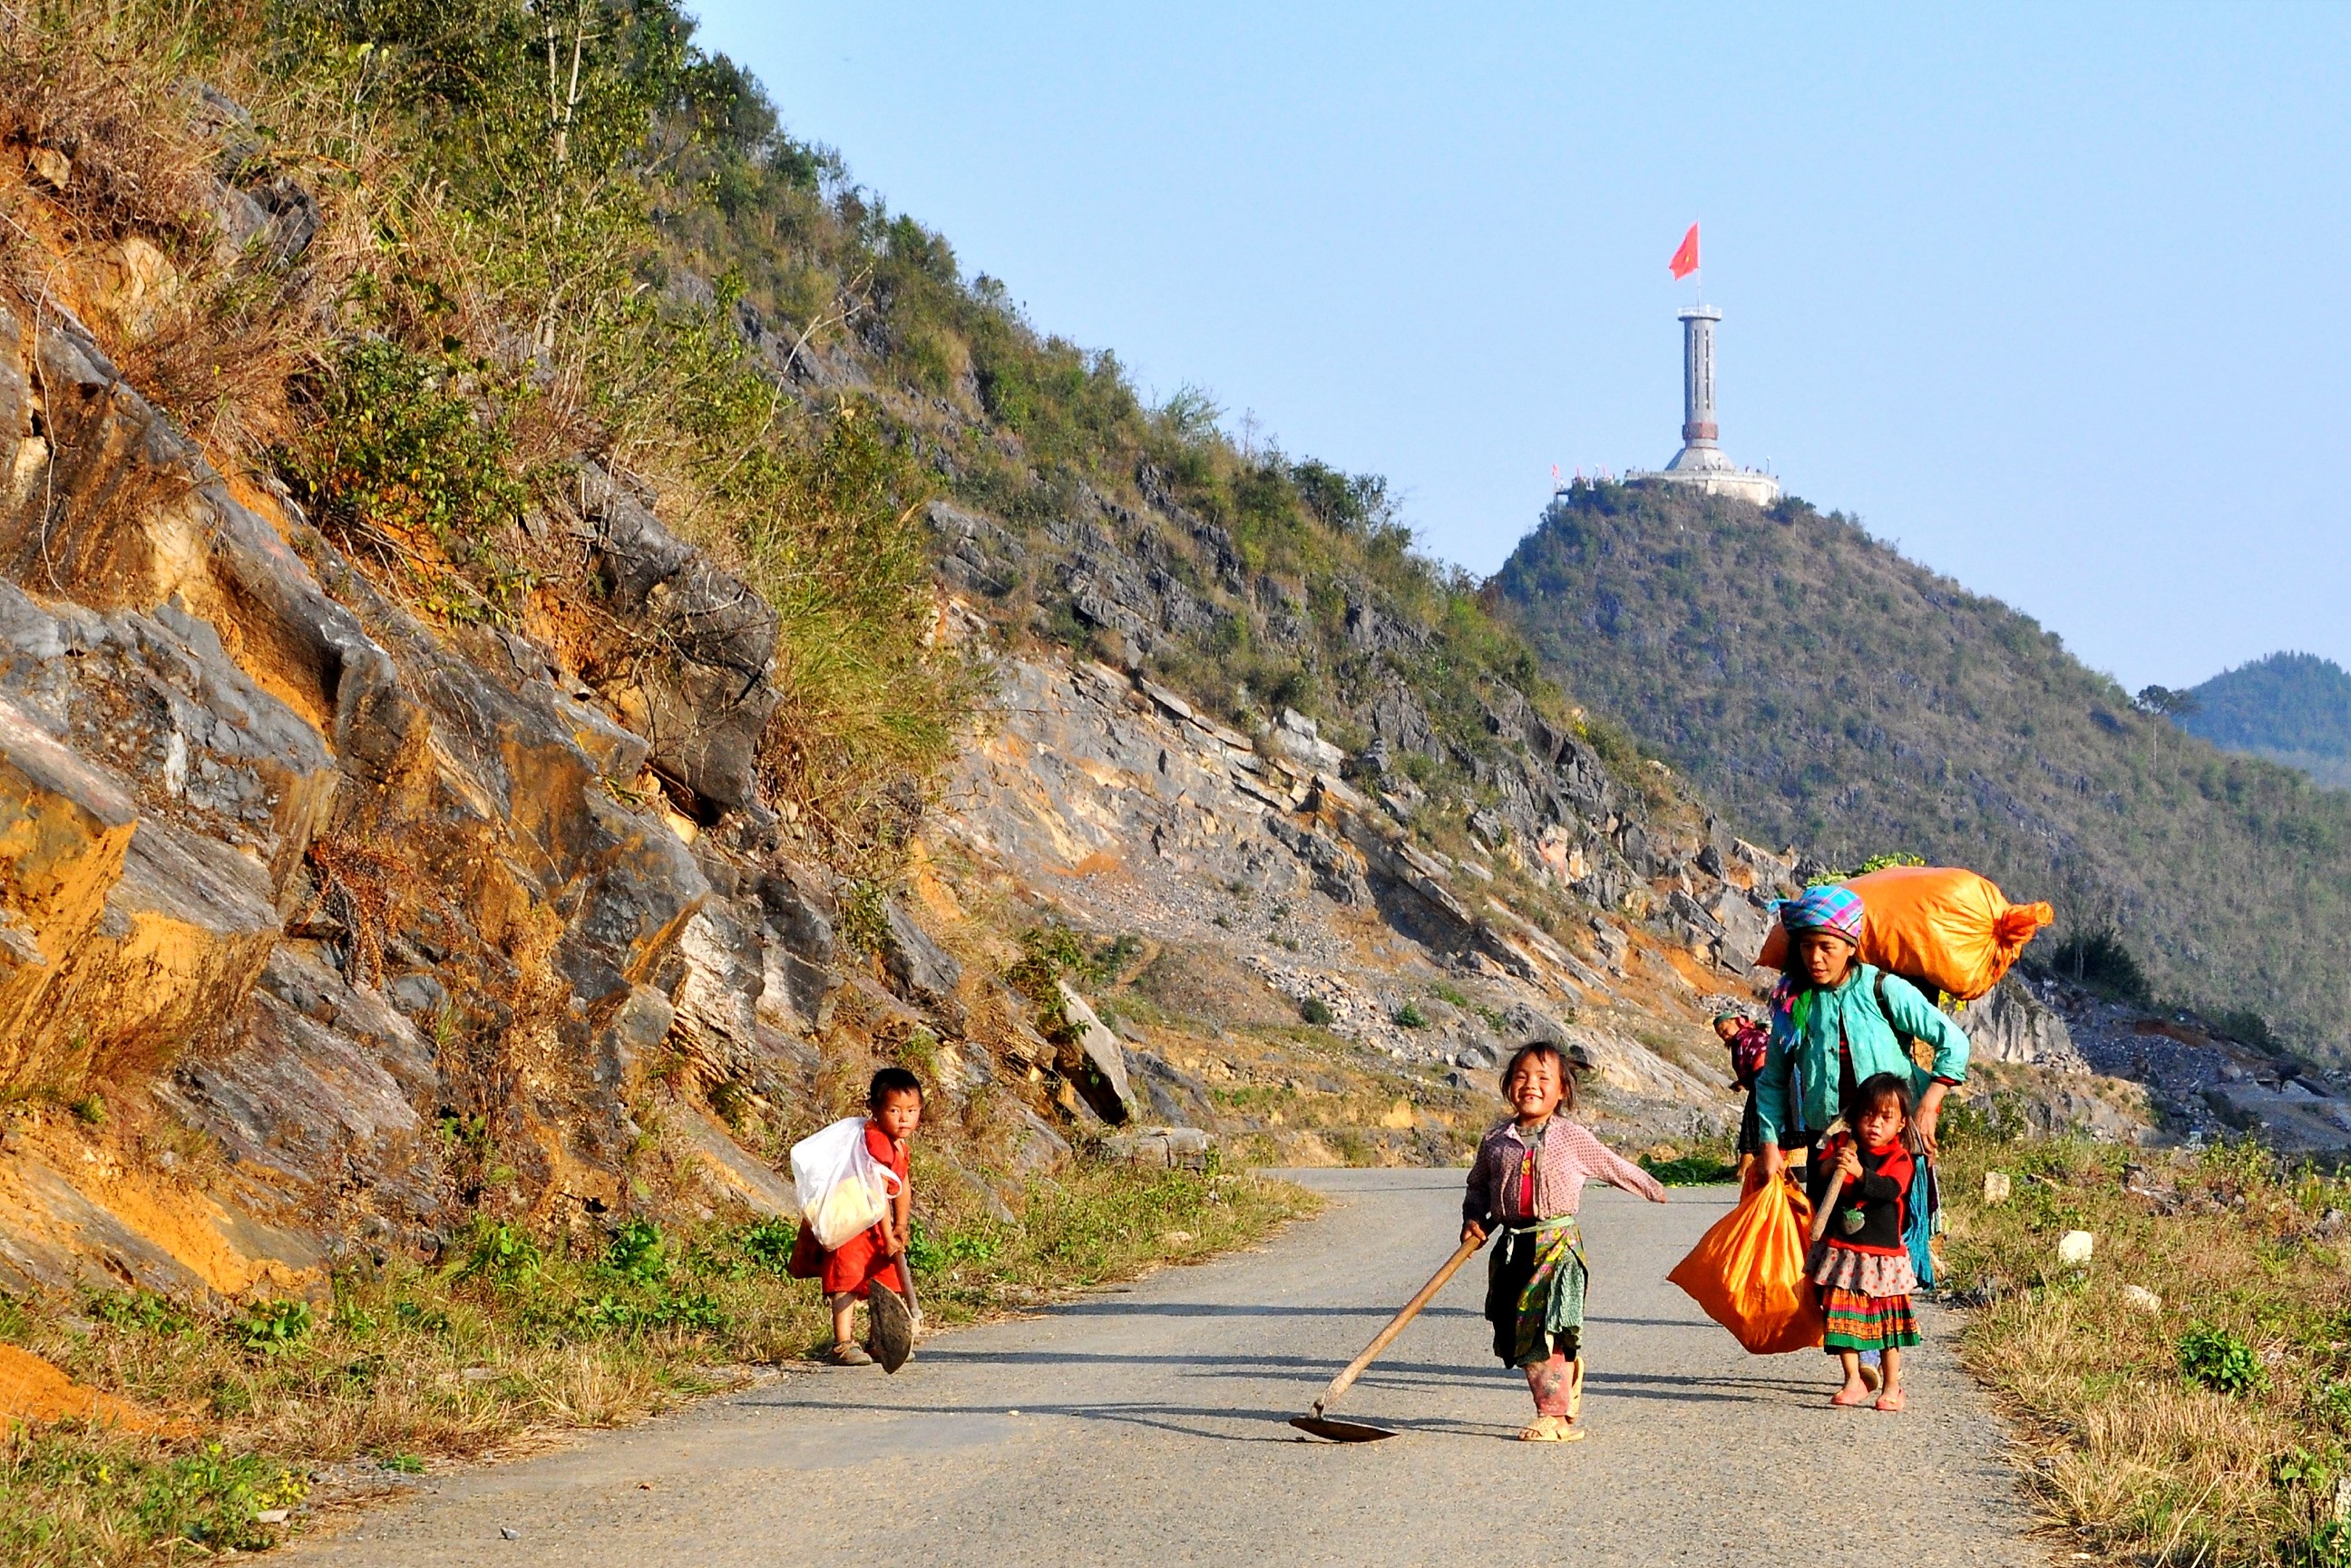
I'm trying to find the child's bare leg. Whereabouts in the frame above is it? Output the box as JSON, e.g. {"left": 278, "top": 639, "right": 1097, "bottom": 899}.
{"left": 831, "top": 1293, "right": 856, "bottom": 1347}
{"left": 1873, "top": 1347, "right": 1905, "bottom": 1411}
{"left": 1524, "top": 1351, "right": 1573, "bottom": 1417}
{"left": 1829, "top": 1349, "right": 1871, "bottom": 1406}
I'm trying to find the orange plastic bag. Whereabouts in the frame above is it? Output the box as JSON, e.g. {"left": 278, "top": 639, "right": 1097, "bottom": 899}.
{"left": 1754, "top": 864, "right": 2052, "bottom": 1001}
{"left": 1666, "top": 1178, "right": 1824, "bottom": 1355}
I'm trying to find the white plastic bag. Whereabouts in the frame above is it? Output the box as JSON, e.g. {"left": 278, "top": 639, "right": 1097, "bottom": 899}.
{"left": 790, "top": 1116, "right": 900, "bottom": 1249}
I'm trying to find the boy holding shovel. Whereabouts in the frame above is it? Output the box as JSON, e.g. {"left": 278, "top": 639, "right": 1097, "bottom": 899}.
{"left": 792, "top": 1067, "right": 923, "bottom": 1367}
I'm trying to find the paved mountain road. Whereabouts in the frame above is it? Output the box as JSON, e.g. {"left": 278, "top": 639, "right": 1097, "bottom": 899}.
{"left": 296, "top": 1169, "right": 2043, "bottom": 1567}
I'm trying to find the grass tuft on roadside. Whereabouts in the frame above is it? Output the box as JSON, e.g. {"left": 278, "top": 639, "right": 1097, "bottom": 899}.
{"left": 1937, "top": 1130, "right": 2351, "bottom": 1566}
{"left": 2, "top": 1163, "right": 1316, "bottom": 1567}
{"left": 1638, "top": 1133, "right": 1741, "bottom": 1186}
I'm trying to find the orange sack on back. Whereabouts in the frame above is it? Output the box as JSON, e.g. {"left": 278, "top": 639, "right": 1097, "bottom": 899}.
{"left": 1753, "top": 864, "right": 2052, "bottom": 1001}
{"left": 1667, "top": 1177, "right": 1823, "bottom": 1355}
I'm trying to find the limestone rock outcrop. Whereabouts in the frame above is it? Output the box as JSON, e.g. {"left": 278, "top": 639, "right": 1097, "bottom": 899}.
{"left": 0, "top": 294, "right": 855, "bottom": 1295}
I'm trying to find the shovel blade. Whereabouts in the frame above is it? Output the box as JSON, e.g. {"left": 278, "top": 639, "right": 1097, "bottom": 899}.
{"left": 868, "top": 1282, "right": 913, "bottom": 1374}
{"left": 1289, "top": 1415, "right": 1396, "bottom": 1443}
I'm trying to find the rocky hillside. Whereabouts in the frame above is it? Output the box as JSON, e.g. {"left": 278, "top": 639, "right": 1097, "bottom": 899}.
{"left": 5, "top": 0, "right": 2313, "bottom": 1318}
{"left": 0, "top": 0, "right": 1807, "bottom": 1303}
{"left": 2182, "top": 651, "right": 2351, "bottom": 790}
{"left": 1492, "top": 481, "right": 2351, "bottom": 1060}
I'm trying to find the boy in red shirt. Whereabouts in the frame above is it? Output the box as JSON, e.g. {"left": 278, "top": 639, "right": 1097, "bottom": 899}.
{"left": 814, "top": 1068, "right": 922, "bottom": 1366}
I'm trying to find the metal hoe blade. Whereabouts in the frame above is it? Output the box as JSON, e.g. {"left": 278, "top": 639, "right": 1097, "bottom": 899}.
{"left": 1289, "top": 1414, "right": 1396, "bottom": 1443}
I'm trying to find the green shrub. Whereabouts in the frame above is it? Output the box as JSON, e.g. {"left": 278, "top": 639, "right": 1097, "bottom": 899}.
{"left": 906, "top": 1220, "right": 1001, "bottom": 1273}
{"left": 2045, "top": 929, "right": 2153, "bottom": 1005}
{"left": 1392, "top": 1002, "right": 1428, "bottom": 1029}
{"left": 86, "top": 1289, "right": 191, "bottom": 1336}
{"left": 1299, "top": 997, "right": 1334, "bottom": 1027}
{"left": 279, "top": 340, "right": 532, "bottom": 621}
{"left": 453, "top": 1222, "right": 541, "bottom": 1287}
{"left": 737, "top": 1217, "right": 799, "bottom": 1274}
{"left": 234, "top": 1300, "right": 314, "bottom": 1358}
{"left": 2179, "top": 1323, "right": 2268, "bottom": 1397}
{"left": 135, "top": 1443, "right": 307, "bottom": 1551}
{"left": 604, "top": 1219, "right": 668, "bottom": 1288}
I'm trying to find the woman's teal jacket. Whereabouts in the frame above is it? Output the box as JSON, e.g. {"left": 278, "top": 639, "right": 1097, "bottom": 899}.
{"left": 1752, "top": 963, "right": 1970, "bottom": 1145}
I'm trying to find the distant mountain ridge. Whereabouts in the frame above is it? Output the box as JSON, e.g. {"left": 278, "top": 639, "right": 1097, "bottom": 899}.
{"left": 1491, "top": 481, "right": 2351, "bottom": 1057}
{"left": 2182, "top": 652, "right": 2351, "bottom": 790}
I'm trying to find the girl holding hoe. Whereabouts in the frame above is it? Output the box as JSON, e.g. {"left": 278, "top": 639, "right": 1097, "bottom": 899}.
{"left": 1753, "top": 883, "right": 1970, "bottom": 1407}
{"left": 1462, "top": 1042, "right": 1668, "bottom": 1443}
{"left": 1810, "top": 1072, "right": 1927, "bottom": 1411}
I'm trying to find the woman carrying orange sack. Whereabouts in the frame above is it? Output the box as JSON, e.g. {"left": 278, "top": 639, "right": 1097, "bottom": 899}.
{"left": 1753, "top": 884, "right": 1970, "bottom": 1190}
{"left": 1462, "top": 1042, "right": 1668, "bottom": 1443}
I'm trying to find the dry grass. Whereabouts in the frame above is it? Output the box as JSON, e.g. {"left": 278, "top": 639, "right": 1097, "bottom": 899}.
{"left": 3, "top": 1157, "right": 1318, "bottom": 1565}
{"left": 1936, "top": 1134, "right": 2351, "bottom": 1565}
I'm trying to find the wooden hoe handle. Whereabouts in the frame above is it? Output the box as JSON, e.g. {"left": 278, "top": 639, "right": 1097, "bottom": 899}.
{"left": 1311, "top": 1233, "right": 1484, "bottom": 1417}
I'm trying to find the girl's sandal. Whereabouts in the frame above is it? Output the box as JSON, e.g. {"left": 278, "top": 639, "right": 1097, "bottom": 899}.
{"left": 1517, "top": 1416, "right": 1586, "bottom": 1443}
{"left": 1829, "top": 1387, "right": 1871, "bottom": 1407}
{"left": 1872, "top": 1388, "right": 1907, "bottom": 1413}
{"left": 1858, "top": 1362, "right": 1883, "bottom": 1393}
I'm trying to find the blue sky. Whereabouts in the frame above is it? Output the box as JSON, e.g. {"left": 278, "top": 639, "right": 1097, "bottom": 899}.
{"left": 688, "top": 2, "right": 2351, "bottom": 691}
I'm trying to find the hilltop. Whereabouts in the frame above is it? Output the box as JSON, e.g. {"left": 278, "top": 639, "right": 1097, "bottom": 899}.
{"left": 1492, "top": 481, "right": 2351, "bottom": 1057}
{"left": 2182, "top": 650, "right": 2351, "bottom": 790}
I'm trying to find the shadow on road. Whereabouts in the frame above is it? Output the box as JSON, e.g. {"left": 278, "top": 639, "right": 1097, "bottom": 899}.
{"left": 1019, "top": 1300, "right": 1483, "bottom": 1320}
{"left": 745, "top": 1394, "right": 1547, "bottom": 1446}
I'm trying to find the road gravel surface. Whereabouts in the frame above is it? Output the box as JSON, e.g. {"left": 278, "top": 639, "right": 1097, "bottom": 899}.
{"left": 296, "top": 1169, "right": 2043, "bottom": 1566}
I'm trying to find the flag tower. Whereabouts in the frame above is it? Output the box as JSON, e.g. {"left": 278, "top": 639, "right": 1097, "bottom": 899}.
{"left": 1640, "top": 224, "right": 1780, "bottom": 505}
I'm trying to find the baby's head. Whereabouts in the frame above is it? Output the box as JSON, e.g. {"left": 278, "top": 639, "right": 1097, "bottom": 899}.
{"left": 868, "top": 1066, "right": 925, "bottom": 1141}
{"left": 1712, "top": 1012, "right": 1746, "bottom": 1043}
{"left": 1501, "top": 1041, "right": 1577, "bottom": 1123}
{"left": 1846, "top": 1072, "right": 1913, "bottom": 1151}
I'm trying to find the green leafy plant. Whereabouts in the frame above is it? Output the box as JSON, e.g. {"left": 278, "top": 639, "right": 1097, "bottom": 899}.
{"left": 2179, "top": 1323, "right": 2268, "bottom": 1397}
{"left": 1392, "top": 1002, "right": 1428, "bottom": 1029}
{"left": 604, "top": 1219, "right": 668, "bottom": 1288}
{"left": 86, "top": 1290, "right": 190, "bottom": 1336}
{"left": 1639, "top": 1144, "right": 1741, "bottom": 1185}
{"left": 737, "top": 1217, "right": 799, "bottom": 1274}
{"left": 906, "top": 1221, "right": 1001, "bottom": 1273}
{"left": 135, "top": 1443, "right": 307, "bottom": 1550}
{"left": 1299, "top": 996, "right": 1335, "bottom": 1027}
{"left": 235, "top": 1300, "right": 315, "bottom": 1358}
{"left": 453, "top": 1222, "right": 541, "bottom": 1287}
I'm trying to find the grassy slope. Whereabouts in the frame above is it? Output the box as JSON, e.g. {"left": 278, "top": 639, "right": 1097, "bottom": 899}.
{"left": 1939, "top": 1132, "right": 2351, "bottom": 1566}
{"left": 1492, "top": 482, "right": 2351, "bottom": 1056}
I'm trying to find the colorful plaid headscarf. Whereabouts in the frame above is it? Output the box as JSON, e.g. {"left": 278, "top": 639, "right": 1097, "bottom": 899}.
{"left": 1780, "top": 882, "right": 1864, "bottom": 945}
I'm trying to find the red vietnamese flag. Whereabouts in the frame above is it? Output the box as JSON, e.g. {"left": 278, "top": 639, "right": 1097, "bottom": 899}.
{"left": 1669, "top": 223, "right": 1700, "bottom": 279}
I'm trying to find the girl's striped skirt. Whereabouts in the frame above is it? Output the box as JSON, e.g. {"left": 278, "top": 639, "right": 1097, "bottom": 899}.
{"left": 1811, "top": 1241, "right": 1920, "bottom": 1354}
